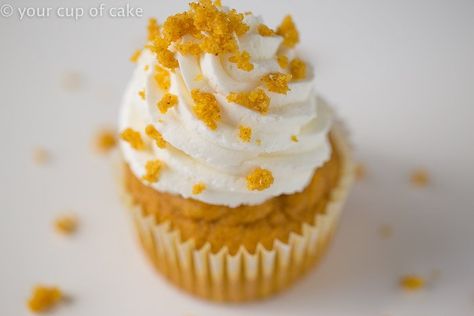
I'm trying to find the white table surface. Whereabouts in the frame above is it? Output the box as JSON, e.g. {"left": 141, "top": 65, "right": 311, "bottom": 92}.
{"left": 1, "top": 0, "right": 474, "bottom": 315}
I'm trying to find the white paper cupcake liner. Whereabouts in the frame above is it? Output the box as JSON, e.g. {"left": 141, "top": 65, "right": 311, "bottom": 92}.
{"left": 122, "top": 124, "right": 354, "bottom": 302}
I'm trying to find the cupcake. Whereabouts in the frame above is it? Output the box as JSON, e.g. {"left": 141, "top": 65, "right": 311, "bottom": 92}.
{"left": 119, "top": 0, "right": 354, "bottom": 302}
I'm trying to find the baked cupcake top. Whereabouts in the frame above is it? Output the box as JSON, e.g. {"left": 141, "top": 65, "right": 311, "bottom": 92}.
{"left": 119, "top": 0, "right": 333, "bottom": 207}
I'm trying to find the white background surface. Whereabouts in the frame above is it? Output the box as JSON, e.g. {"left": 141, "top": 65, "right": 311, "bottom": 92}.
{"left": 1, "top": 0, "right": 474, "bottom": 315}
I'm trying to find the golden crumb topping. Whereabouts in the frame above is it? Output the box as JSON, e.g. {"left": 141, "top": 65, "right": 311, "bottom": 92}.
{"left": 276, "top": 15, "right": 299, "bottom": 48}
{"left": 27, "top": 285, "right": 63, "bottom": 313}
{"left": 257, "top": 24, "right": 275, "bottom": 37}
{"left": 214, "top": 0, "right": 222, "bottom": 7}
{"left": 143, "top": 160, "right": 164, "bottom": 183}
{"left": 154, "top": 65, "right": 171, "bottom": 91}
{"left": 229, "top": 50, "right": 254, "bottom": 71}
{"left": 238, "top": 125, "right": 252, "bottom": 142}
{"left": 54, "top": 215, "right": 77, "bottom": 235}
{"left": 130, "top": 49, "right": 142, "bottom": 63}
{"left": 121, "top": 128, "right": 146, "bottom": 150}
{"left": 138, "top": 89, "right": 146, "bottom": 100}
{"left": 246, "top": 168, "right": 274, "bottom": 191}
{"left": 227, "top": 88, "right": 270, "bottom": 114}
{"left": 261, "top": 72, "right": 292, "bottom": 94}
{"left": 145, "top": 124, "right": 167, "bottom": 148}
{"left": 291, "top": 135, "right": 298, "bottom": 142}
{"left": 277, "top": 54, "right": 289, "bottom": 68}
{"left": 400, "top": 275, "right": 425, "bottom": 291}
{"left": 157, "top": 93, "right": 178, "bottom": 114}
{"left": 147, "top": 18, "right": 160, "bottom": 41}
{"left": 191, "top": 89, "right": 221, "bottom": 130}
{"left": 192, "top": 182, "right": 207, "bottom": 194}
{"left": 95, "top": 129, "right": 117, "bottom": 153}
{"left": 176, "top": 41, "right": 203, "bottom": 56}
{"left": 290, "top": 58, "right": 307, "bottom": 81}
{"left": 162, "top": 12, "right": 198, "bottom": 43}
{"left": 410, "top": 169, "right": 430, "bottom": 187}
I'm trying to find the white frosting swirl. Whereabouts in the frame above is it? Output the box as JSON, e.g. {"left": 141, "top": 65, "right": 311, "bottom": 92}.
{"left": 119, "top": 12, "right": 333, "bottom": 207}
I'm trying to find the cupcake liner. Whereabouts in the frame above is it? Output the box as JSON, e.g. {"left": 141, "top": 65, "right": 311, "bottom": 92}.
{"left": 122, "top": 123, "right": 354, "bottom": 302}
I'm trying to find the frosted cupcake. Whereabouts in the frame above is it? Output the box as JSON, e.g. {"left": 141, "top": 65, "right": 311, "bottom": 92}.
{"left": 119, "top": 0, "right": 354, "bottom": 302}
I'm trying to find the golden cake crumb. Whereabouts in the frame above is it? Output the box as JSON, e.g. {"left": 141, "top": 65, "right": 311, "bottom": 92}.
{"left": 120, "top": 128, "right": 146, "bottom": 150}
{"left": 130, "top": 49, "right": 142, "bottom": 63}
{"left": 176, "top": 41, "right": 203, "bottom": 56}
{"left": 138, "top": 89, "right": 146, "bottom": 100}
{"left": 94, "top": 129, "right": 117, "bottom": 153}
{"left": 33, "top": 147, "right": 51, "bottom": 165}
{"left": 257, "top": 24, "right": 275, "bottom": 37}
{"left": 194, "top": 74, "right": 204, "bottom": 82}
{"left": 192, "top": 182, "right": 206, "bottom": 195}
{"left": 355, "top": 163, "right": 366, "bottom": 181}
{"left": 54, "top": 215, "right": 78, "bottom": 235}
{"left": 150, "top": 37, "right": 179, "bottom": 69}
{"left": 229, "top": 51, "right": 254, "bottom": 72}
{"left": 261, "top": 72, "right": 292, "bottom": 94}
{"left": 143, "top": 160, "right": 164, "bottom": 183}
{"left": 227, "top": 88, "right": 270, "bottom": 114}
{"left": 400, "top": 275, "right": 425, "bottom": 291}
{"left": 147, "top": 18, "right": 160, "bottom": 41}
{"left": 157, "top": 93, "right": 178, "bottom": 114}
{"left": 291, "top": 135, "right": 298, "bottom": 142}
{"left": 214, "top": 0, "right": 222, "bottom": 7}
{"left": 145, "top": 124, "right": 167, "bottom": 149}
{"left": 154, "top": 65, "right": 171, "bottom": 91}
{"left": 277, "top": 54, "right": 289, "bottom": 68}
{"left": 378, "top": 224, "right": 393, "bottom": 239}
{"left": 191, "top": 89, "right": 221, "bottom": 130}
{"left": 276, "top": 15, "right": 299, "bottom": 48}
{"left": 410, "top": 169, "right": 430, "bottom": 187}
{"left": 290, "top": 58, "right": 307, "bottom": 81}
{"left": 27, "top": 285, "right": 63, "bottom": 313}
{"left": 239, "top": 125, "right": 252, "bottom": 142}
{"left": 246, "top": 168, "right": 274, "bottom": 191}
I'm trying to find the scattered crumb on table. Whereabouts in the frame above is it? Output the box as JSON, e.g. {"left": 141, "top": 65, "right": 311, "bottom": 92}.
{"left": 400, "top": 275, "right": 425, "bottom": 291}
{"left": 410, "top": 168, "right": 430, "bottom": 187}
{"left": 54, "top": 215, "right": 78, "bottom": 235}
{"left": 378, "top": 224, "right": 393, "bottom": 239}
{"left": 33, "top": 147, "right": 51, "bottom": 165}
{"left": 61, "top": 71, "right": 83, "bottom": 92}
{"left": 94, "top": 128, "right": 117, "bottom": 153}
{"left": 355, "top": 163, "right": 366, "bottom": 181}
{"left": 27, "top": 285, "right": 63, "bottom": 313}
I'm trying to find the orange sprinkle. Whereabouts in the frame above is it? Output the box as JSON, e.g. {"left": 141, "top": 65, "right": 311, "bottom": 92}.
{"left": 130, "top": 49, "right": 142, "bottom": 63}
{"left": 147, "top": 18, "right": 160, "bottom": 41}
{"left": 27, "top": 285, "right": 63, "bottom": 313}
{"left": 54, "top": 215, "right": 78, "bottom": 235}
{"left": 291, "top": 135, "right": 298, "bottom": 142}
{"left": 246, "top": 168, "right": 274, "bottom": 191}
{"left": 192, "top": 182, "right": 207, "bottom": 195}
{"left": 120, "top": 128, "right": 146, "bottom": 150}
{"left": 154, "top": 65, "right": 170, "bottom": 91}
{"left": 145, "top": 124, "right": 167, "bottom": 148}
{"left": 157, "top": 93, "right": 178, "bottom": 114}
{"left": 94, "top": 129, "right": 117, "bottom": 153}
{"left": 277, "top": 55, "right": 289, "bottom": 68}
{"left": 143, "top": 160, "right": 164, "bottom": 183}
{"left": 239, "top": 125, "right": 252, "bottom": 142}
{"left": 257, "top": 24, "right": 275, "bottom": 37}
{"left": 276, "top": 15, "right": 300, "bottom": 48}
{"left": 191, "top": 89, "right": 221, "bottom": 130}
{"left": 176, "top": 41, "right": 203, "bottom": 56}
{"left": 229, "top": 51, "right": 254, "bottom": 72}
{"left": 400, "top": 275, "right": 425, "bottom": 291}
{"left": 410, "top": 169, "right": 430, "bottom": 187}
{"left": 290, "top": 58, "right": 307, "bottom": 81}
{"left": 138, "top": 89, "right": 146, "bottom": 100}
{"left": 227, "top": 88, "right": 270, "bottom": 114}
{"left": 261, "top": 72, "right": 292, "bottom": 94}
